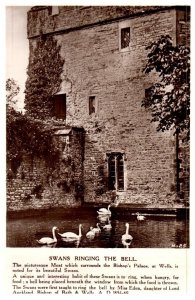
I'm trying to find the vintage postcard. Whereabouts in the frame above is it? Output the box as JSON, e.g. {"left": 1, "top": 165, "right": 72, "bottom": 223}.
{"left": 2, "top": 0, "right": 193, "bottom": 297}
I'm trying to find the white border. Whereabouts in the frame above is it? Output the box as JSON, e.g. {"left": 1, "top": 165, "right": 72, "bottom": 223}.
{"left": 1, "top": 1, "right": 194, "bottom": 299}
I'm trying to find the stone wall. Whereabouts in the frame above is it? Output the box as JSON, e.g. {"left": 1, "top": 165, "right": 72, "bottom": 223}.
{"left": 27, "top": 6, "right": 170, "bottom": 38}
{"left": 54, "top": 7, "right": 178, "bottom": 206}
{"left": 7, "top": 128, "right": 84, "bottom": 211}
{"left": 178, "top": 138, "right": 190, "bottom": 205}
{"left": 20, "top": 6, "right": 190, "bottom": 209}
{"left": 176, "top": 7, "right": 190, "bottom": 47}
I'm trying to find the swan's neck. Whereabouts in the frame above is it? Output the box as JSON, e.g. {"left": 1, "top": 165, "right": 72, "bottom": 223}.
{"left": 125, "top": 224, "right": 129, "bottom": 235}
{"left": 108, "top": 205, "right": 111, "bottom": 211}
{"left": 52, "top": 228, "right": 57, "bottom": 241}
{"left": 78, "top": 225, "right": 82, "bottom": 237}
{"left": 97, "top": 223, "right": 100, "bottom": 229}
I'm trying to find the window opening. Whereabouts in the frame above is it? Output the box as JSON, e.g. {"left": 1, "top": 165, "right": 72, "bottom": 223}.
{"left": 53, "top": 94, "right": 66, "bottom": 120}
{"left": 121, "top": 27, "right": 130, "bottom": 49}
{"left": 89, "top": 96, "right": 96, "bottom": 115}
{"left": 107, "top": 153, "right": 124, "bottom": 191}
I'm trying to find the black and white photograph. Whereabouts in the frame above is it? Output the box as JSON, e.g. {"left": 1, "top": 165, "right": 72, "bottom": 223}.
{"left": 6, "top": 4, "right": 190, "bottom": 251}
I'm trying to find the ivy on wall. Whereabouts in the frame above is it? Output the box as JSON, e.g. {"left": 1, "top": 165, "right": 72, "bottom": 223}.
{"left": 7, "top": 35, "right": 85, "bottom": 204}
{"left": 7, "top": 35, "right": 65, "bottom": 173}
{"left": 24, "top": 35, "right": 64, "bottom": 118}
{"left": 7, "top": 108, "right": 60, "bottom": 174}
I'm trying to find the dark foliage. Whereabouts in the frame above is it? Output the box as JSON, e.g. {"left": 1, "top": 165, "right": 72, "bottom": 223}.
{"left": 7, "top": 35, "right": 65, "bottom": 171}
{"left": 7, "top": 108, "right": 60, "bottom": 167}
{"left": 24, "top": 35, "right": 64, "bottom": 118}
{"left": 143, "top": 35, "right": 190, "bottom": 140}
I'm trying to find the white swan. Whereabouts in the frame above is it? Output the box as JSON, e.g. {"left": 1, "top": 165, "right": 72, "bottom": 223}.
{"left": 103, "top": 220, "right": 112, "bottom": 230}
{"left": 136, "top": 212, "right": 146, "bottom": 221}
{"left": 97, "top": 204, "right": 112, "bottom": 215}
{"left": 121, "top": 223, "right": 133, "bottom": 243}
{"left": 37, "top": 226, "right": 58, "bottom": 245}
{"left": 92, "top": 223, "right": 101, "bottom": 234}
{"left": 86, "top": 227, "right": 95, "bottom": 239}
{"left": 97, "top": 214, "right": 109, "bottom": 224}
{"left": 58, "top": 224, "right": 82, "bottom": 242}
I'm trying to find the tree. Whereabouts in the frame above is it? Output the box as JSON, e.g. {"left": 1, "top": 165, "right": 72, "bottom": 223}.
{"left": 7, "top": 36, "right": 65, "bottom": 176}
{"left": 24, "top": 35, "right": 64, "bottom": 118}
{"left": 142, "top": 35, "right": 190, "bottom": 140}
{"left": 6, "top": 79, "right": 59, "bottom": 173}
{"left": 6, "top": 78, "right": 20, "bottom": 109}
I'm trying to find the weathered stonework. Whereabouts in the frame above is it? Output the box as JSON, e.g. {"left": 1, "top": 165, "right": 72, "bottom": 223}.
{"left": 7, "top": 6, "right": 190, "bottom": 211}
{"left": 7, "top": 127, "right": 84, "bottom": 211}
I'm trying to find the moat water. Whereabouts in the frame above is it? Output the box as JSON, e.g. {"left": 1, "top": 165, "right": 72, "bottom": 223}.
{"left": 6, "top": 207, "right": 189, "bottom": 248}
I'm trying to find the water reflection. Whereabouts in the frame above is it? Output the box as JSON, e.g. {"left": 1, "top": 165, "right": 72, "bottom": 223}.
{"left": 102, "top": 219, "right": 112, "bottom": 231}
{"left": 40, "top": 243, "right": 57, "bottom": 248}
{"left": 58, "top": 239, "right": 80, "bottom": 248}
{"left": 122, "top": 239, "right": 132, "bottom": 248}
{"left": 6, "top": 207, "right": 189, "bottom": 248}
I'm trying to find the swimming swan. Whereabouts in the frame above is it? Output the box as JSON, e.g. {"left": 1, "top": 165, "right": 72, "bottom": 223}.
{"left": 58, "top": 224, "right": 82, "bottom": 242}
{"left": 97, "top": 204, "right": 111, "bottom": 215}
{"left": 37, "top": 226, "right": 58, "bottom": 245}
{"left": 86, "top": 227, "right": 95, "bottom": 238}
{"left": 136, "top": 212, "right": 146, "bottom": 221}
{"left": 97, "top": 214, "right": 109, "bottom": 224}
{"left": 92, "top": 223, "right": 101, "bottom": 233}
{"left": 121, "top": 223, "right": 133, "bottom": 243}
{"left": 103, "top": 220, "right": 112, "bottom": 230}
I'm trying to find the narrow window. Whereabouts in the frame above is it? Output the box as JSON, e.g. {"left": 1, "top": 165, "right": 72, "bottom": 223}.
{"left": 108, "top": 154, "right": 116, "bottom": 190}
{"left": 53, "top": 94, "right": 66, "bottom": 120}
{"left": 121, "top": 27, "right": 130, "bottom": 49}
{"left": 107, "top": 153, "right": 124, "bottom": 191}
{"left": 117, "top": 154, "right": 124, "bottom": 190}
{"left": 89, "top": 96, "right": 96, "bottom": 115}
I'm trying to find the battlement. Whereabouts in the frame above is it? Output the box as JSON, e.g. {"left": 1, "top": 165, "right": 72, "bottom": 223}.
{"left": 27, "top": 6, "right": 189, "bottom": 39}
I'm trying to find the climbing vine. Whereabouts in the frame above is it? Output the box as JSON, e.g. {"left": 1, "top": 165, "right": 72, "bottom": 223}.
{"left": 7, "top": 35, "right": 65, "bottom": 172}
{"left": 7, "top": 36, "right": 85, "bottom": 202}
{"left": 7, "top": 108, "right": 60, "bottom": 173}
{"left": 24, "top": 35, "right": 64, "bottom": 118}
